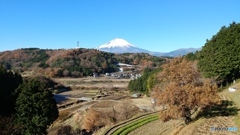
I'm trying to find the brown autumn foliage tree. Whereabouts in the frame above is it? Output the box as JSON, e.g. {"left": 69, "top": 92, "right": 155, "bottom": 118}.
{"left": 152, "top": 57, "right": 221, "bottom": 123}
{"left": 83, "top": 108, "right": 106, "bottom": 132}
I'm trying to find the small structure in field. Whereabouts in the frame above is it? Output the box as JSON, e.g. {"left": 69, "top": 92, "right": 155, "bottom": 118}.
{"left": 77, "top": 97, "right": 92, "bottom": 102}
{"left": 131, "top": 93, "right": 141, "bottom": 98}
{"left": 119, "top": 68, "right": 123, "bottom": 72}
{"left": 229, "top": 87, "right": 237, "bottom": 92}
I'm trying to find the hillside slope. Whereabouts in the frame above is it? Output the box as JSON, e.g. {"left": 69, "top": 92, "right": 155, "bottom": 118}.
{"left": 0, "top": 48, "right": 166, "bottom": 77}
{"left": 128, "top": 83, "right": 240, "bottom": 135}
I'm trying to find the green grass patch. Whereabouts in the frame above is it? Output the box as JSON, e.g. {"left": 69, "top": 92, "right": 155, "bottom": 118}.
{"left": 226, "top": 91, "right": 240, "bottom": 130}
{"left": 84, "top": 92, "right": 98, "bottom": 96}
{"left": 88, "top": 90, "right": 98, "bottom": 92}
{"left": 84, "top": 92, "right": 97, "bottom": 94}
{"left": 84, "top": 94, "right": 97, "bottom": 96}
{"left": 112, "top": 114, "right": 158, "bottom": 135}
{"left": 83, "top": 90, "right": 98, "bottom": 96}
{"left": 224, "top": 91, "right": 240, "bottom": 109}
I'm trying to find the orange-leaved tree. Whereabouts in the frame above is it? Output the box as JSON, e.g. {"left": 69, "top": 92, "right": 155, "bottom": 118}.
{"left": 152, "top": 57, "right": 221, "bottom": 123}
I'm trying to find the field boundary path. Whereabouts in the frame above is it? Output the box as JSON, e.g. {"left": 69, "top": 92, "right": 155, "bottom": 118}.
{"left": 103, "top": 111, "right": 159, "bottom": 135}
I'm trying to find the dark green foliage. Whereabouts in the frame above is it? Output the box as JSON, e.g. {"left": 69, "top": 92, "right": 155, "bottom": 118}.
{"left": 51, "top": 58, "right": 65, "bottom": 68}
{"left": 128, "top": 68, "right": 161, "bottom": 94}
{"left": 0, "top": 61, "right": 12, "bottom": 70}
{"left": 30, "top": 50, "right": 49, "bottom": 63}
{"left": 34, "top": 76, "right": 71, "bottom": 91}
{"left": 38, "top": 62, "right": 49, "bottom": 68}
{"left": 184, "top": 52, "right": 198, "bottom": 61}
{"left": 0, "top": 66, "right": 59, "bottom": 135}
{"left": 146, "top": 68, "right": 162, "bottom": 91}
{"left": 198, "top": 100, "right": 238, "bottom": 118}
{"left": 15, "top": 78, "right": 59, "bottom": 135}
{"left": 0, "top": 65, "right": 23, "bottom": 134}
{"left": 0, "top": 65, "right": 23, "bottom": 116}
{"left": 198, "top": 22, "right": 240, "bottom": 85}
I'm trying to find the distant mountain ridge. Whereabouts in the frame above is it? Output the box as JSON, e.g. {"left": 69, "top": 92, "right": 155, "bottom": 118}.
{"left": 156, "top": 48, "right": 201, "bottom": 57}
{"left": 97, "top": 38, "right": 200, "bottom": 56}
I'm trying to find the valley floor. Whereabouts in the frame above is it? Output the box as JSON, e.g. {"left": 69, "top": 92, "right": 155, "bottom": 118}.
{"left": 48, "top": 77, "right": 240, "bottom": 135}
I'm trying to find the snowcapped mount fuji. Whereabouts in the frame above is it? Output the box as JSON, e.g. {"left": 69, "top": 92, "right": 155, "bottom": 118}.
{"left": 97, "top": 38, "right": 151, "bottom": 53}
{"left": 96, "top": 38, "right": 200, "bottom": 56}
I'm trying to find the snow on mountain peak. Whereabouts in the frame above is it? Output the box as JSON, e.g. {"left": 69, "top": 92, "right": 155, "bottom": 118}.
{"left": 98, "top": 38, "right": 135, "bottom": 49}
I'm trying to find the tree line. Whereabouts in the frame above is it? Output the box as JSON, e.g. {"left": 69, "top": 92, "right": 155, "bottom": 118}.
{"left": 0, "top": 48, "right": 166, "bottom": 77}
{"left": 0, "top": 65, "right": 58, "bottom": 135}
{"left": 128, "top": 67, "right": 162, "bottom": 95}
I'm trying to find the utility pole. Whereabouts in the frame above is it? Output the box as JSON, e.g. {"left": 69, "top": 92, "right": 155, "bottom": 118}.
{"left": 76, "top": 41, "right": 80, "bottom": 49}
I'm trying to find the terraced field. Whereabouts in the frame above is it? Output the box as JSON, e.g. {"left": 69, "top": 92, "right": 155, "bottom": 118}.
{"left": 128, "top": 119, "right": 183, "bottom": 135}
{"left": 112, "top": 114, "right": 159, "bottom": 135}
{"left": 103, "top": 112, "right": 160, "bottom": 135}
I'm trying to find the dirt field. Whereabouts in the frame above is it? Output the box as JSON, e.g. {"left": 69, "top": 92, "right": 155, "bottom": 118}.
{"left": 54, "top": 77, "right": 130, "bottom": 89}
{"left": 50, "top": 77, "right": 240, "bottom": 135}
{"left": 47, "top": 75, "right": 163, "bottom": 135}
{"left": 92, "top": 101, "right": 119, "bottom": 108}
{"left": 53, "top": 76, "right": 131, "bottom": 110}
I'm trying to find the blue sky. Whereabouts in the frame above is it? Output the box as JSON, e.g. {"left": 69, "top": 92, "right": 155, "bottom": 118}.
{"left": 0, "top": 0, "right": 239, "bottom": 52}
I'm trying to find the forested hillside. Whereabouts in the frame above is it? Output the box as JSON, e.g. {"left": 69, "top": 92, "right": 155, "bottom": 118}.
{"left": 197, "top": 22, "right": 240, "bottom": 85}
{"left": 0, "top": 65, "right": 58, "bottom": 134}
{"left": 0, "top": 48, "right": 166, "bottom": 77}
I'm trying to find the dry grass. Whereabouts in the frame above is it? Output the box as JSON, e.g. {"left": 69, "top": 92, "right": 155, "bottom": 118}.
{"left": 54, "top": 77, "right": 130, "bottom": 88}
{"left": 220, "top": 82, "right": 240, "bottom": 108}
{"left": 128, "top": 119, "right": 184, "bottom": 135}
{"left": 92, "top": 101, "right": 118, "bottom": 109}
{"left": 126, "top": 82, "right": 240, "bottom": 135}
{"left": 219, "top": 82, "right": 240, "bottom": 134}
{"left": 49, "top": 77, "right": 239, "bottom": 134}
{"left": 175, "top": 118, "right": 205, "bottom": 135}
{"left": 194, "top": 116, "right": 237, "bottom": 135}
{"left": 175, "top": 83, "right": 240, "bottom": 135}
{"left": 56, "top": 110, "right": 71, "bottom": 122}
